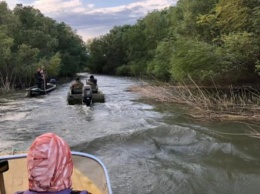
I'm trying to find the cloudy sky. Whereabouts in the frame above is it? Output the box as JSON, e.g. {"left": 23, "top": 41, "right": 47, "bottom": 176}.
{"left": 4, "top": 0, "right": 178, "bottom": 41}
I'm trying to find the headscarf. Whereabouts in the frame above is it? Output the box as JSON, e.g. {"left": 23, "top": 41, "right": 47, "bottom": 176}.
{"left": 27, "top": 133, "right": 73, "bottom": 192}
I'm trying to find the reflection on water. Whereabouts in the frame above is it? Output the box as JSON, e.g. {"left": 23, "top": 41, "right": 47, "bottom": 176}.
{"left": 0, "top": 74, "right": 260, "bottom": 194}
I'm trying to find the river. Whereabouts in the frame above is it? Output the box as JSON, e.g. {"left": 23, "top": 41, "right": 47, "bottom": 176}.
{"left": 0, "top": 74, "right": 260, "bottom": 194}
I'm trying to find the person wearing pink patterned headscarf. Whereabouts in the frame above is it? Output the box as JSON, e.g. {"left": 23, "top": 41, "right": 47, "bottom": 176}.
{"left": 15, "top": 133, "right": 88, "bottom": 194}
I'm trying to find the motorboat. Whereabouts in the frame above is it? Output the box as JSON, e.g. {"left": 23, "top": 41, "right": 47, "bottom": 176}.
{"left": 25, "top": 83, "right": 56, "bottom": 97}
{"left": 67, "top": 85, "right": 105, "bottom": 106}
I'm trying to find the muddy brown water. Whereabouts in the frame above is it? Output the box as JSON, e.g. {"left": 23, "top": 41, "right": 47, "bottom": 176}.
{"left": 0, "top": 73, "right": 260, "bottom": 194}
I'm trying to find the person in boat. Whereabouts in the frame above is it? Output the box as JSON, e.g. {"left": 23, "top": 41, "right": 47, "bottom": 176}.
{"left": 70, "top": 77, "right": 84, "bottom": 94}
{"left": 40, "top": 66, "right": 48, "bottom": 90}
{"left": 86, "top": 75, "right": 98, "bottom": 93}
{"left": 35, "top": 68, "right": 43, "bottom": 89}
{"left": 87, "top": 75, "right": 97, "bottom": 85}
{"left": 15, "top": 133, "right": 89, "bottom": 194}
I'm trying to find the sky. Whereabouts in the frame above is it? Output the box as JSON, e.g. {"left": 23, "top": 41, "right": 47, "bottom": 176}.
{"left": 4, "top": 0, "right": 178, "bottom": 42}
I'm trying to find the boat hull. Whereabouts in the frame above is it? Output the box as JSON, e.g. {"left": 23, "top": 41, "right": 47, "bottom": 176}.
{"left": 67, "top": 91, "right": 105, "bottom": 105}
{"left": 0, "top": 151, "right": 112, "bottom": 194}
{"left": 25, "top": 83, "right": 56, "bottom": 97}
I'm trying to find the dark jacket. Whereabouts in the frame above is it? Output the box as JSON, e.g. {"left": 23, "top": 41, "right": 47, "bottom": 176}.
{"left": 35, "top": 71, "right": 43, "bottom": 84}
{"left": 88, "top": 78, "right": 97, "bottom": 85}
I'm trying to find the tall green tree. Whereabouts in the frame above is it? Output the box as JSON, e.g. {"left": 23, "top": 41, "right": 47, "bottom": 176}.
{"left": 14, "top": 44, "right": 39, "bottom": 87}
{"left": 0, "top": 25, "right": 14, "bottom": 88}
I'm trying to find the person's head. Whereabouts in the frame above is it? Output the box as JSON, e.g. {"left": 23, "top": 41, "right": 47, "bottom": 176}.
{"left": 76, "top": 77, "right": 80, "bottom": 81}
{"left": 90, "top": 75, "right": 94, "bottom": 79}
{"left": 37, "top": 68, "right": 41, "bottom": 72}
{"left": 27, "top": 133, "right": 73, "bottom": 192}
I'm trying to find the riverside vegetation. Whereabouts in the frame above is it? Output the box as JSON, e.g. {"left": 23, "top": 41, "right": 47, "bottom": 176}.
{"left": 85, "top": 0, "right": 260, "bottom": 123}
{"left": 128, "top": 78, "right": 260, "bottom": 138}
{"left": 1, "top": 0, "right": 260, "bottom": 123}
{"left": 0, "top": 2, "right": 88, "bottom": 92}
{"left": 129, "top": 78, "right": 260, "bottom": 121}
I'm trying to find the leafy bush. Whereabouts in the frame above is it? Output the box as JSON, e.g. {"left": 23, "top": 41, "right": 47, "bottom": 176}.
{"left": 170, "top": 38, "right": 219, "bottom": 84}
{"left": 147, "top": 40, "right": 174, "bottom": 81}
{"left": 215, "top": 32, "right": 259, "bottom": 83}
{"left": 116, "top": 65, "right": 132, "bottom": 76}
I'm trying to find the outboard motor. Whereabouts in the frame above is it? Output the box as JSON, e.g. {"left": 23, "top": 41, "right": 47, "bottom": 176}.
{"left": 82, "top": 85, "right": 92, "bottom": 106}
{"left": 49, "top": 78, "right": 57, "bottom": 84}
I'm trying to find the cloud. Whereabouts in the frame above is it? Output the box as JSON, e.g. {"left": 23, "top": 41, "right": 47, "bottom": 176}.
{"left": 4, "top": 0, "right": 178, "bottom": 41}
{"left": 4, "top": 0, "right": 23, "bottom": 8}
{"left": 32, "top": 0, "right": 88, "bottom": 15}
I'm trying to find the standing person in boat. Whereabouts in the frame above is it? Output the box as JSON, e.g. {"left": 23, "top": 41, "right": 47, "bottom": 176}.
{"left": 70, "top": 77, "right": 84, "bottom": 94}
{"left": 86, "top": 75, "right": 98, "bottom": 93}
{"left": 35, "top": 67, "right": 43, "bottom": 89}
{"left": 14, "top": 133, "right": 89, "bottom": 194}
{"left": 40, "top": 66, "right": 48, "bottom": 90}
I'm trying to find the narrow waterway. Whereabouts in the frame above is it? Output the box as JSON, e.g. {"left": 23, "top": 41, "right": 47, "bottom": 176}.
{"left": 0, "top": 74, "right": 260, "bottom": 194}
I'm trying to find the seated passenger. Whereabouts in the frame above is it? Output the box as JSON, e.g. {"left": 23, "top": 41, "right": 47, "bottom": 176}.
{"left": 88, "top": 75, "right": 97, "bottom": 85}
{"left": 70, "top": 77, "right": 84, "bottom": 94}
{"left": 86, "top": 75, "right": 98, "bottom": 93}
{"left": 15, "top": 133, "right": 89, "bottom": 194}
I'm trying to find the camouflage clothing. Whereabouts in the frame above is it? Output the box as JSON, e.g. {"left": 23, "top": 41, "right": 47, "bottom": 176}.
{"left": 70, "top": 80, "right": 84, "bottom": 90}
{"left": 86, "top": 80, "right": 98, "bottom": 93}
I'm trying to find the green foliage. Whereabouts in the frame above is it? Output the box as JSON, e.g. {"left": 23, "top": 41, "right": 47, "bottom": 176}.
{"left": 170, "top": 38, "right": 219, "bottom": 83}
{"left": 255, "top": 60, "right": 260, "bottom": 75}
{"left": 38, "top": 53, "right": 61, "bottom": 78}
{"left": 0, "top": 2, "right": 20, "bottom": 37}
{"left": 251, "top": 6, "right": 260, "bottom": 36}
{"left": 40, "top": 22, "right": 88, "bottom": 77}
{"left": 86, "top": 37, "right": 107, "bottom": 73}
{"left": 102, "top": 25, "right": 130, "bottom": 74}
{"left": 122, "top": 23, "right": 147, "bottom": 62}
{"left": 170, "top": 0, "right": 218, "bottom": 39}
{"left": 0, "top": 2, "right": 88, "bottom": 88}
{"left": 142, "top": 10, "right": 169, "bottom": 57}
{"left": 215, "top": 0, "right": 250, "bottom": 33}
{"left": 147, "top": 40, "right": 174, "bottom": 81}
{"left": 48, "top": 53, "right": 61, "bottom": 77}
{"left": 0, "top": 26, "right": 13, "bottom": 62}
{"left": 215, "top": 32, "right": 259, "bottom": 82}
{"left": 15, "top": 43, "right": 39, "bottom": 65}
{"left": 14, "top": 44, "right": 39, "bottom": 86}
{"left": 128, "top": 59, "right": 148, "bottom": 76}
{"left": 84, "top": 0, "right": 260, "bottom": 85}
{"left": 116, "top": 65, "right": 132, "bottom": 76}
{"left": 1, "top": 0, "right": 259, "bottom": 88}
{"left": 219, "top": 32, "right": 256, "bottom": 63}
{"left": 197, "top": 0, "right": 253, "bottom": 41}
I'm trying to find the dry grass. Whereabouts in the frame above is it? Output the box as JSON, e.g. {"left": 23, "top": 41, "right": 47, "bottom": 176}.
{"left": 129, "top": 81, "right": 260, "bottom": 122}
{"left": 129, "top": 81, "right": 260, "bottom": 138}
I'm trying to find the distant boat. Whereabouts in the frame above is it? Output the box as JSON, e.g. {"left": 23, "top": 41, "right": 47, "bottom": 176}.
{"left": 0, "top": 151, "right": 113, "bottom": 194}
{"left": 67, "top": 84, "right": 105, "bottom": 106}
{"left": 25, "top": 83, "right": 56, "bottom": 97}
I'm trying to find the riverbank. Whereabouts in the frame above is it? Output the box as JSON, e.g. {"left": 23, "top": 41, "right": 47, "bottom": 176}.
{"left": 129, "top": 82, "right": 260, "bottom": 122}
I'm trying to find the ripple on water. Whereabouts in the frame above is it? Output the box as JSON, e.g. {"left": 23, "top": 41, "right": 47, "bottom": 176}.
{"left": 0, "top": 111, "right": 31, "bottom": 122}
{"left": 1, "top": 75, "right": 260, "bottom": 194}
{"left": 0, "top": 140, "right": 19, "bottom": 150}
